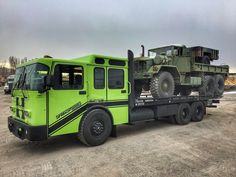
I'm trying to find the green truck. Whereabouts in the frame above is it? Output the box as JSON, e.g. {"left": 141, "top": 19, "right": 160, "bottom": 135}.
{"left": 8, "top": 49, "right": 227, "bottom": 146}
{"left": 134, "top": 45, "right": 229, "bottom": 98}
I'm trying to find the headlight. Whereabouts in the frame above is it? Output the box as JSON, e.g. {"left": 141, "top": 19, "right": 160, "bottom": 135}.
{"left": 24, "top": 111, "right": 30, "bottom": 118}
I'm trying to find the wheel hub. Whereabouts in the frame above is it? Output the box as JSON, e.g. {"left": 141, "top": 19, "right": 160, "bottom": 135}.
{"left": 91, "top": 121, "right": 104, "bottom": 136}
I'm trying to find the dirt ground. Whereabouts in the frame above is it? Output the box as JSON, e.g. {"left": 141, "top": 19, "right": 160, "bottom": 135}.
{"left": 0, "top": 88, "right": 235, "bottom": 177}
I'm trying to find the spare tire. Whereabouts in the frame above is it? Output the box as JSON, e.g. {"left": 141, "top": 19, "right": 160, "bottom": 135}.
{"left": 199, "top": 75, "right": 215, "bottom": 97}
{"left": 214, "top": 74, "right": 224, "bottom": 97}
{"left": 150, "top": 71, "right": 175, "bottom": 98}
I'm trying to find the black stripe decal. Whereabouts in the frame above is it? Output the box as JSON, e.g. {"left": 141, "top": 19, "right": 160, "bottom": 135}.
{"left": 48, "top": 101, "right": 128, "bottom": 135}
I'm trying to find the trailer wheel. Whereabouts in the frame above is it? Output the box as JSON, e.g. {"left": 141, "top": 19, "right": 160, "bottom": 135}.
{"left": 214, "top": 74, "right": 224, "bottom": 97}
{"left": 78, "top": 109, "right": 112, "bottom": 146}
{"left": 191, "top": 102, "right": 204, "bottom": 122}
{"left": 180, "top": 89, "right": 192, "bottom": 96}
{"left": 199, "top": 75, "right": 215, "bottom": 97}
{"left": 150, "top": 71, "right": 175, "bottom": 98}
{"left": 176, "top": 103, "right": 191, "bottom": 125}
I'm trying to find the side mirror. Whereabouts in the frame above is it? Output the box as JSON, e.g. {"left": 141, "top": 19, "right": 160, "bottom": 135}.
{"left": 45, "top": 75, "right": 54, "bottom": 87}
{"left": 38, "top": 75, "right": 53, "bottom": 93}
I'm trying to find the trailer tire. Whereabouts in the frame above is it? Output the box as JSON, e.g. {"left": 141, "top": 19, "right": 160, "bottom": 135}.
{"left": 199, "top": 75, "right": 215, "bottom": 97}
{"left": 150, "top": 71, "right": 175, "bottom": 98}
{"left": 191, "top": 102, "right": 204, "bottom": 122}
{"left": 214, "top": 74, "right": 224, "bottom": 97}
{"left": 78, "top": 109, "right": 112, "bottom": 146}
{"left": 176, "top": 103, "right": 191, "bottom": 125}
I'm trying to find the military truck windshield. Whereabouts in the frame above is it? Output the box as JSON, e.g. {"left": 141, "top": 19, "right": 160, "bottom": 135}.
{"left": 14, "top": 63, "right": 49, "bottom": 90}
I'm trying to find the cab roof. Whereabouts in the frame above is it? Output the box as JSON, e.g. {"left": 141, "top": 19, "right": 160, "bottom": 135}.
{"left": 16, "top": 54, "right": 127, "bottom": 68}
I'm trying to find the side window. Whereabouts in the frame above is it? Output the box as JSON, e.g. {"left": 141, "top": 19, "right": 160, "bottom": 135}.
{"left": 94, "top": 67, "right": 105, "bottom": 89}
{"left": 108, "top": 69, "right": 124, "bottom": 89}
{"left": 54, "top": 65, "right": 83, "bottom": 90}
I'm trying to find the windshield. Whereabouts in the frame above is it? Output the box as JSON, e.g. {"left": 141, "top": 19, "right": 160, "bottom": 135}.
{"left": 14, "top": 63, "right": 49, "bottom": 90}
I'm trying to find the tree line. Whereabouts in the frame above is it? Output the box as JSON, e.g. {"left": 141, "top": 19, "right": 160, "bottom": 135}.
{"left": 0, "top": 56, "right": 27, "bottom": 86}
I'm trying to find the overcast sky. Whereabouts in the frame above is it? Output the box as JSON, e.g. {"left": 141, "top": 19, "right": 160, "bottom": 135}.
{"left": 0, "top": 0, "right": 236, "bottom": 71}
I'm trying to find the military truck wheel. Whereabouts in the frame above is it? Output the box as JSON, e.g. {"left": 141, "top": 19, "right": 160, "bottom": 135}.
{"left": 191, "top": 101, "right": 204, "bottom": 122}
{"left": 134, "top": 81, "right": 142, "bottom": 98}
{"left": 78, "top": 109, "right": 112, "bottom": 146}
{"left": 214, "top": 74, "right": 224, "bottom": 97}
{"left": 199, "top": 75, "right": 215, "bottom": 97}
{"left": 180, "top": 89, "right": 192, "bottom": 96}
{"left": 176, "top": 103, "right": 191, "bottom": 125}
{"left": 150, "top": 71, "right": 175, "bottom": 98}
{"left": 201, "top": 56, "right": 210, "bottom": 64}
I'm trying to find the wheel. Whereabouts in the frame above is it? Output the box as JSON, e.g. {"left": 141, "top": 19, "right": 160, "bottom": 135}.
{"left": 180, "top": 89, "right": 192, "bottom": 96}
{"left": 78, "top": 109, "right": 112, "bottom": 146}
{"left": 176, "top": 103, "right": 191, "bottom": 125}
{"left": 191, "top": 102, "right": 205, "bottom": 122}
{"left": 150, "top": 71, "right": 175, "bottom": 98}
{"left": 201, "top": 56, "right": 210, "bottom": 64}
{"left": 214, "top": 74, "right": 224, "bottom": 97}
{"left": 134, "top": 80, "right": 142, "bottom": 98}
{"left": 199, "top": 75, "right": 215, "bottom": 97}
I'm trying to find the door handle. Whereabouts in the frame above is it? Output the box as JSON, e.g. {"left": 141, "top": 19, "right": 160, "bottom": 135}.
{"left": 121, "top": 90, "right": 126, "bottom": 93}
{"left": 79, "top": 90, "right": 86, "bottom": 95}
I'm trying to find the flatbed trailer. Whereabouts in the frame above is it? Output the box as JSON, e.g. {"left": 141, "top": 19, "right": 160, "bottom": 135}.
{"left": 8, "top": 50, "right": 220, "bottom": 146}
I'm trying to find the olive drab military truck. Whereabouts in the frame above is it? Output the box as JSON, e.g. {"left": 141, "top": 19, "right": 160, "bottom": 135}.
{"left": 133, "top": 45, "right": 229, "bottom": 98}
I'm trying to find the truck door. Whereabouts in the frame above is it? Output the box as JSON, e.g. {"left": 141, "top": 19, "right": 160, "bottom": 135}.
{"left": 48, "top": 63, "right": 87, "bottom": 136}
{"left": 107, "top": 67, "right": 128, "bottom": 101}
{"left": 87, "top": 66, "right": 106, "bottom": 101}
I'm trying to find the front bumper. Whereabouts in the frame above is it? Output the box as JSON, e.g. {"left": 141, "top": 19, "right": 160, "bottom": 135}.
{"left": 8, "top": 116, "right": 48, "bottom": 141}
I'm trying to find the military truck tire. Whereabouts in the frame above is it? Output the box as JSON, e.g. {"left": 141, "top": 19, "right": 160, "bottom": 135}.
{"left": 180, "top": 89, "right": 192, "bottom": 96}
{"left": 150, "top": 71, "right": 175, "bottom": 98}
{"left": 78, "top": 109, "right": 112, "bottom": 146}
{"left": 201, "top": 56, "right": 210, "bottom": 64}
{"left": 191, "top": 101, "right": 204, "bottom": 122}
{"left": 199, "top": 75, "right": 215, "bottom": 97}
{"left": 214, "top": 74, "right": 224, "bottom": 97}
{"left": 176, "top": 103, "right": 191, "bottom": 125}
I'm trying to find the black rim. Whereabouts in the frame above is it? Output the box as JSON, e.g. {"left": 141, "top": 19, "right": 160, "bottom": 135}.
{"left": 90, "top": 120, "right": 104, "bottom": 136}
{"left": 196, "top": 106, "right": 202, "bottom": 116}
{"left": 182, "top": 108, "right": 189, "bottom": 120}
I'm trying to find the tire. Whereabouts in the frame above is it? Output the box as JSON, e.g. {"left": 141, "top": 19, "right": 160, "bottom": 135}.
{"left": 180, "top": 89, "right": 192, "bottom": 96}
{"left": 176, "top": 103, "right": 191, "bottom": 125}
{"left": 199, "top": 75, "right": 215, "bottom": 97}
{"left": 214, "top": 74, "right": 224, "bottom": 97}
{"left": 134, "top": 80, "right": 142, "bottom": 98}
{"left": 191, "top": 102, "right": 205, "bottom": 122}
{"left": 78, "top": 109, "right": 112, "bottom": 146}
{"left": 150, "top": 71, "right": 175, "bottom": 98}
{"left": 201, "top": 56, "right": 210, "bottom": 64}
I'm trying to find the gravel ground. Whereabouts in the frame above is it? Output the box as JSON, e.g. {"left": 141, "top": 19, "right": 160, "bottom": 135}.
{"left": 0, "top": 88, "right": 235, "bottom": 177}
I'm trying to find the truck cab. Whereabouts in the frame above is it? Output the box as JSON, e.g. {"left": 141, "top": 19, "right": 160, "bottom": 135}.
{"left": 8, "top": 55, "right": 129, "bottom": 142}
